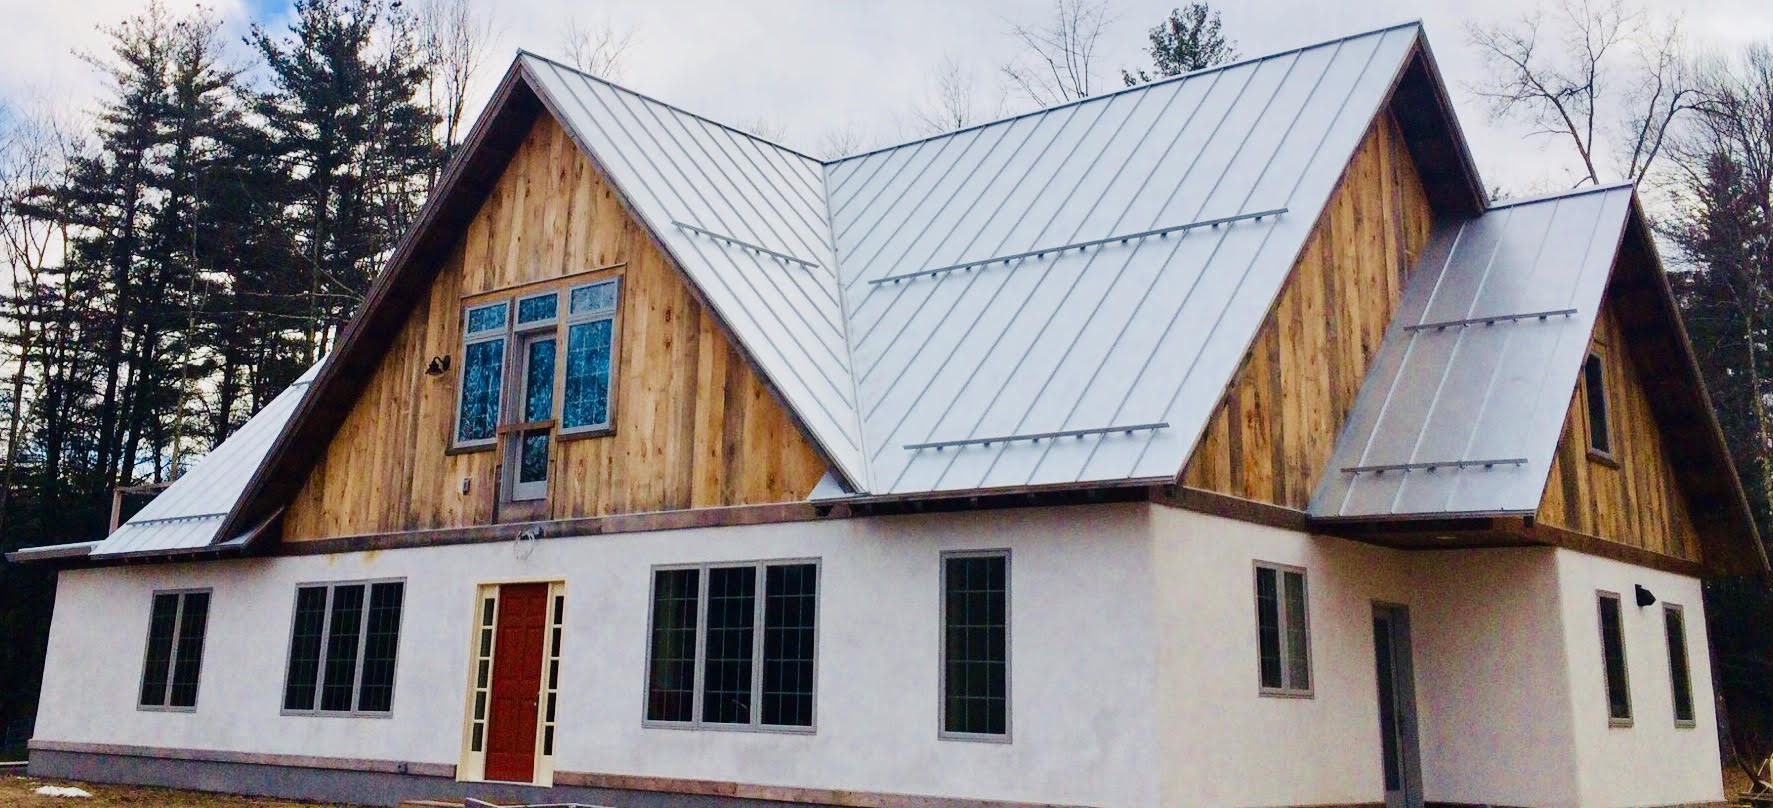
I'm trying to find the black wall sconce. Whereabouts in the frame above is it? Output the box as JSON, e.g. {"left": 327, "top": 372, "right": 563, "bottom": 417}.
{"left": 1635, "top": 584, "right": 1656, "bottom": 607}
{"left": 425, "top": 355, "right": 451, "bottom": 376}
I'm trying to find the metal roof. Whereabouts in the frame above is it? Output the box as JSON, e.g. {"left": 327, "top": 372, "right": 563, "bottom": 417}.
{"left": 519, "top": 53, "right": 868, "bottom": 487}
{"left": 87, "top": 364, "right": 322, "bottom": 557}
{"left": 1309, "top": 183, "right": 1634, "bottom": 519}
{"left": 830, "top": 23, "right": 1422, "bottom": 493}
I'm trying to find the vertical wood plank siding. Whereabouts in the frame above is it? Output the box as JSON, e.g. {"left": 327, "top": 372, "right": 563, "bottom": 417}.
{"left": 283, "top": 114, "right": 826, "bottom": 541}
{"left": 1537, "top": 300, "right": 1701, "bottom": 561}
{"left": 1180, "top": 112, "right": 1434, "bottom": 508}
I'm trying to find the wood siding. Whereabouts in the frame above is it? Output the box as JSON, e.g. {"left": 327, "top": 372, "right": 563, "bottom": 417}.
{"left": 283, "top": 114, "right": 827, "bottom": 541}
{"left": 1538, "top": 298, "right": 1701, "bottom": 561}
{"left": 1180, "top": 112, "right": 1434, "bottom": 508}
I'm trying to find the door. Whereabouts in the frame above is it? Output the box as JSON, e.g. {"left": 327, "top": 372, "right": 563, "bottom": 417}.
{"left": 508, "top": 334, "right": 557, "bottom": 502}
{"left": 1373, "top": 604, "right": 1424, "bottom": 808}
{"left": 484, "top": 583, "right": 547, "bottom": 783}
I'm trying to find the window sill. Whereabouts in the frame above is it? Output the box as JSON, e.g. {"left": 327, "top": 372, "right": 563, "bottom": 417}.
{"left": 558, "top": 426, "right": 616, "bottom": 442}
{"left": 938, "top": 730, "right": 1012, "bottom": 744}
{"left": 136, "top": 705, "right": 197, "bottom": 713}
{"left": 1608, "top": 717, "right": 1634, "bottom": 728}
{"left": 642, "top": 720, "right": 815, "bottom": 735}
{"left": 1675, "top": 719, "right": 1697, "bottom": 729}
{"left": 446, "top": 443, "right": 496, "bottom": 457}
{"left": 1587, "top": 449, "right": 1620, "bottom": 469}
{"left": 280, "top": 709, "right": 395, "bottom": 719}
{"left": 1258, "top": 688, "right": 1314, "bottom": 699}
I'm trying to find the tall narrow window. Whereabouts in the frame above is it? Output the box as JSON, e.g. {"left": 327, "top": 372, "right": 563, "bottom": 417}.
{"left": 456, "top": 302, "right": 509, "bottom": 446}
{"left": 138, "top": 590, "right": 210, "bottom": 710}
{"left": 1255, "top": 562, "right": 1311, "bottom": 696}
{"left": 562, "top": 280, "right": 619, "bottom": 433}
{"left": 645, "top": 560, "right": 817, "bottom": 730}
{"left": 1584, "top": 352, "right": 1612, "bottom": 457}
{"left": 1598, "top": 592, "right": 1632, "bottom": 725}
{"left": 283, "top": 581, "right": 405, "bottom": 715}
{"left": 943, "top": 551, "right": 1008, "bottom": 739}
{"left": 1665, "top": 604, "right": 1695, "bottom": 725}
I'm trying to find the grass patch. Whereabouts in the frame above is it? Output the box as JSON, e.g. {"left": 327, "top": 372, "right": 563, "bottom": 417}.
{"left": 2, "top": 775, "right": 366, "bottom": 807}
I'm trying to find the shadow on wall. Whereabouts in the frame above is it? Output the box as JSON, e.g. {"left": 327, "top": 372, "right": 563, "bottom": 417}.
{"left": 3, "top": 716, "right": 31, "bottom": 761}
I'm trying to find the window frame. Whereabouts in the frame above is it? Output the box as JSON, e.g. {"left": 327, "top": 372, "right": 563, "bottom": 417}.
{"left": 1664, "top": 603, "right": 1696, "bottom": 727}
{"left": 452, "top": 301, "right": 511, "bottom": 450}
{"left": 641, "top": 558, "right": 820, "bottom": 734}
{"left": 939, "top": 548, "right": 1012, "bottom": 743}
{"left": 279, "top": 578, "right": 408, "bottom": 719}
{"left": 136, "top": 588, "right": 211, "bottom": 712}
{"left": 1597, "top": 590, "right": 1633, "bottom": 727}
{"left": 1583, "top": 350, "right": 1616, "bottom": 464}
{"left": 1254, "top": 560, "right": 1314, "bottom": 698}
{"left": 558, "top": 278, "right": 622, "bottom": 438}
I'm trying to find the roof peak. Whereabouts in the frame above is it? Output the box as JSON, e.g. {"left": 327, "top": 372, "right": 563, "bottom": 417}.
{"left": 514, "top": 49, "right": 824, "bottom": 163}
{"left": 515, "top": 20, "right": 1425, "bottom": 168}
{"left": 1483, "top": 180, "right": 1636, "bottom": 212}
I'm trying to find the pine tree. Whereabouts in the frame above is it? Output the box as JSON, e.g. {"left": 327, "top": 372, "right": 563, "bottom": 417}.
{"left": 250, "top": 0, "right": 439, "bottom": 360}
{"left": 1122, "top": 4, "right": 1238, "bottom": 86}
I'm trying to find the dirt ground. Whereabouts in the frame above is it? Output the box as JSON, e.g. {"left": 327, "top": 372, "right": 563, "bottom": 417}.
{"left": 0, "top": 776, "right": 366, "bottom": 808}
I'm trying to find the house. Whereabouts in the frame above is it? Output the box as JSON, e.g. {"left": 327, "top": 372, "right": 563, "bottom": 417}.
{"left": 7, "top": 20, "right": 1764, "bottom": 808}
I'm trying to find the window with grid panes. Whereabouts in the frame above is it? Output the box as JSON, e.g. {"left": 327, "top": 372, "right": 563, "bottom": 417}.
{"left": 282, "top": 581, "right": 404, "bottom": 715}
{"left": 139, "top": 590, "right": 210, "bottom": 709}
{"left": 644, "top": 561, "right": 817, "bottom": 730}
{"left": 942, "top": 552, "right": 1008, "bottom": 739}
{"left": 1255, "top": 562, "right": 1311, "bottom": 695}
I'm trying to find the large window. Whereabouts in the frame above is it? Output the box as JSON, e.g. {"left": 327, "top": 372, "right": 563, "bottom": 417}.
{"left": 283, "top": 581, "right": 405, "bottom": 715}
{"left": 1598, "top": 591, "right": 1632, "bottom": 725}
{"left": 453, "top": 277, "right": 621, "bottom": 503}
{"left": 942, "top": 551, "right": 1009, "bottom": 739}
{"left": 1255, "top": 562, "right": 1311, "bottom": 696}
{"left": 139, "top": 590, "right": 210, "bottom": 710}
{"left": 1584, "top": 352, "right": 1613, "bottom": 458}
{"left": 1665, "top": 604, "right": 1695, "bottom": 726}
{"left": 644, "top": 560, "right": 817, "bottom": 730}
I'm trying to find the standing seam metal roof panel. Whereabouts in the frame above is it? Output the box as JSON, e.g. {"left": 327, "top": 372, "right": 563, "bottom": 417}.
{"left": 830, "top": 25, "right": 1422, "bottom": 493}
{"left": 89, "top": 363, "right": 322, "bottom": 557}
{"left": 1308, "top": 184, "right": 1634, "bottom": 518}
{"left": 520, "top": 55, "right": 870, "bottom": 487}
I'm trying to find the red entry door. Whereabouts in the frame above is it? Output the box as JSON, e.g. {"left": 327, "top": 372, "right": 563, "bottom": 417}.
{"left": 484, "top": 583, "right": 548, "bottom": 782}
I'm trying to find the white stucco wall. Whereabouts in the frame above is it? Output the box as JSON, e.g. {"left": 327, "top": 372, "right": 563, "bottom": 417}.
{"left": 1554, "top": 550, "right": 1723, "bottom": 807}
{"left": 35, "top": 504, "right": 1727, "bottom": 807}
{"left": 37, "top": 504, "right": 1164, "bottom": 807}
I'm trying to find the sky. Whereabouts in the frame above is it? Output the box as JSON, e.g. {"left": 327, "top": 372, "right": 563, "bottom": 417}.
{"left": 2, "top": 0, "right": 1772, "bottom": 196}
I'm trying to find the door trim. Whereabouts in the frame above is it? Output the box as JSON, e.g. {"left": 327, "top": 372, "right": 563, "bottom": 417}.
{"left": 458, "top": 580, "right": 565, "bottom": 786}
{"left": 1373, "top": 602, "right": 1424, "bottom": 808}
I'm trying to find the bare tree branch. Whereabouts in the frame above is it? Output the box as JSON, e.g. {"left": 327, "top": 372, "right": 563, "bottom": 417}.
{"left": 1001, "top": 0, "right": 1111, "bottom": 108}
{"left": 560, "top": 14, "right": 634, "bottom": 80}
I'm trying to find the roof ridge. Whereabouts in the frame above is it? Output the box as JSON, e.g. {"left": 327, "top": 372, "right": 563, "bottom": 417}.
{"left": 824, "top": 20, "right": 1425, "bottom": 166}
{"left": 1483, "top": 180, "right": 1636, "bottom": 211}
{"left": 515, "top": 49, "right": 825, "bottom": 163}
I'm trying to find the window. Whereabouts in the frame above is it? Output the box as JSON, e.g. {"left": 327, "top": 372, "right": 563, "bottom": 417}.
{"left": 1255, "top": 562, "right": 1311, "bottom": 696}
{"left": 644, "top": 560, "right": 817, "bottom": 730}
{"left": 1598, "top": 591, "right": 1632, "bottom": 725}
{"left": 452, "top": 278, "right": 622, "bottom": 504}
{"left": 456, "top": 302, "right": 508, "bottom": 446}
{"left": 1665, "top": 604, "right": 1695, "bottom": 725}
{"left": 1584, "top": 352, "right": 1613, "bottom": 457}
{"left": 943, "top": 551, "right": 1008, "bottom": 739}
{"left": 283, "top": 581, "right": 405, "bottom": 715}
{"left": 562, "top": 280, "right": 618, "bottom": 433}
{"left": 139, "top": 590, "right": 210, "bottom": 710}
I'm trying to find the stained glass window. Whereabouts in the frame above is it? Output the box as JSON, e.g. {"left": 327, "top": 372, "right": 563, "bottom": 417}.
{"left": 570, "top": 281, "right": 618, "bottom": 315}
{"left": 517, "top": 293, "right": 558, "bottom": 324}
{"left": 563, "top": 320, "right": 613, "bottom": 430}
{"left": 457, "top": 339, "right": 505, "bottom": 443}
{"left": 466, "top": 303, "right": 507, "bottom": 334}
